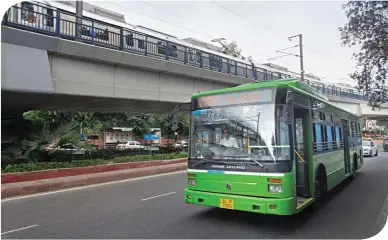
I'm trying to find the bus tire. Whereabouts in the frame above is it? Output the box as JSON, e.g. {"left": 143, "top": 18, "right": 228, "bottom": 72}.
{"left": 351, "top": 155, "right": 358, "bottom": 179}
{"left": 312, "top": 166, "right": 327, "bottom": 210}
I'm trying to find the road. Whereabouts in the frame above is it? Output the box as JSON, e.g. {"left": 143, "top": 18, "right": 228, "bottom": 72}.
{"left": 2, "top": 151, "right": 388, "bottom": 239}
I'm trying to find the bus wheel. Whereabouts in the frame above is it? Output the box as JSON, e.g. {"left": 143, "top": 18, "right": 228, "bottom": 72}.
{"left": 312, "top": 170, "right": 327, "bottom": 210}
{"left": 351, "top": 156, "right": 357, "bottom": 179}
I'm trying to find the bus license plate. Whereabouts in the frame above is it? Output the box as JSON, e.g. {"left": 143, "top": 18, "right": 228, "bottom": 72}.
{"left": 220, "top": 198, "right": 234, "bottom": 209}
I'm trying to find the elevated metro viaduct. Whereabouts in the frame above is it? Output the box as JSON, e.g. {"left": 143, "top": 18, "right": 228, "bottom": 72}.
{"left": 2, "top": 26, "right": 387, "bottom": 125}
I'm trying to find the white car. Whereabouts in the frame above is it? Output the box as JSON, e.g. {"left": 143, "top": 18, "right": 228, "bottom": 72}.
{"left": 174, "top": 141, "right": 188, "bottom": 149}
{"left": 116, "top": 141, "right": 144, "bottom": 150}
{"left": 362, "top": 140, "right": 378, "bottom": 157}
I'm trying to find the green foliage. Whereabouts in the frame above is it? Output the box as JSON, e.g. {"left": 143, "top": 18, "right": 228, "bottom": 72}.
{"left": 153, "top": 113, "right": 189, "bottom": 137}
{"left": 22, "top": 110, "right": 190, "bottom": 140}
{"left": 125, "top": 113, "right": 153, "bottom": 137}
{"left": 339, "top": 1, "right": 388, "bottom": 108}
{"left": 2, "top": 153, "right": 187, "bottom": 173}
{"left": 23, "top": 110, "right": 53, "bottom": 127}
{"left": 1, "top": 146, "right": 25, "bottom": 169}
{"left": 21, "top": 121, "right": 87, "bottom": 162}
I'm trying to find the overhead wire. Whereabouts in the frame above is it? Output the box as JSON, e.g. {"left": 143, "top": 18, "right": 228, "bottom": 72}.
{"left": 211, "top": 1, "right": 287, "bottom": 40}
{"left": 141, "top": 1, "right": 283, "bottom": 61}
{"left": 101, "top": 0, "right": 284, "bottom": 63}
{"left": 238, "top": 0, "right": 355, "bottom": 65}
{"left": 211, "top": 1, "right": 358, "bottom": 80}
{"left": 102, "top": 0, "right": 209, "bottom": 39}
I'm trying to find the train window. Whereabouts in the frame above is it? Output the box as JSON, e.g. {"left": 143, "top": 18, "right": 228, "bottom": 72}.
{"left": 196, "top": 52, "right": 201, "bottom": 63}
{"left": 45, "top": 8, "right": 54, "bottom": 27}
{"left": 170, "top": 45, "right": 177, "bottom": 57}
{"left": 188, "top": 49, "right": 193, "bottom": 61}
{"left": 21, "top": 2, "right": 35, "bottom": 22}
{"left": 138, "top": 39, "right": 145, "bottom": 49}
{"left": 81, "top": 26, "right": 90, "bottom": 36}
{"left": 157, "top": 41, "right": 165, "bottom": 54}
{"left": 210, "top": 55, "right": 220, "bottom": 68}
{"left": 126, "top": 33, "right": 134, "bottom": 47}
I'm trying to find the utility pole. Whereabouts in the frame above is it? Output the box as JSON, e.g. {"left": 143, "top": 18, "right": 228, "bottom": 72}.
{"left": 76, "top": 1, "right": 83, "bottom": 41}
{"left": 288, "top": 34, "right": 304, "bottom": 82}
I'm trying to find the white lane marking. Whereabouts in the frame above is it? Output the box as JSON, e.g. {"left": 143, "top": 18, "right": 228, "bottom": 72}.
{"left": 2, "top": 170, "right": 186, "bottom": 203}
{"left": 141, "top": 192, "right": 176, "bottom": 201}
{"left": 1, "top": 224, "right": 39, "bottom": 235}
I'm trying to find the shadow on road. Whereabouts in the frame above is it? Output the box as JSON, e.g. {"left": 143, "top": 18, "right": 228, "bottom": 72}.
{"left": 188, "top": 173, "right": 362, "bottom": 238}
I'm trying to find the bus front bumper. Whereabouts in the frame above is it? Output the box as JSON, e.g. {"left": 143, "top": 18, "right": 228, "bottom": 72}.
{"left": 184, "top": 189, "right": 296, "bottom": 215}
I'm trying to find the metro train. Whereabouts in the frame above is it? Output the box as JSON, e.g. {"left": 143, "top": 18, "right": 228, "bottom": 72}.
{"left": 5, "top": 1, "right": 359, "bottom": 94}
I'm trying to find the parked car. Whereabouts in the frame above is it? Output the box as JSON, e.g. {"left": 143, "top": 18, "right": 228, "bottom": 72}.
{"left": 362, "top": 140, "right": 378, "bottom": 157}
{"left": 116, "top": 141, "right": 144, "bottom": 150}
{"left": 174, "top": 141, "right": 188, "bottom": 149}
{"left": 45, "top": 143, "right": 87, "bottom": 155}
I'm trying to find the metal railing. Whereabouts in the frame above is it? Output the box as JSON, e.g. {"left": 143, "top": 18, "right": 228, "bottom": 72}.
{"left": 2, "top": 3, "right": 369, "bottom": 101}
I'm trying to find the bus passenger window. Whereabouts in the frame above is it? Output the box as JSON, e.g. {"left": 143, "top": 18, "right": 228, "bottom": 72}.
{"left": 331, "top": 126, "right": 337, "bottom": 149}
{"left": 314, "top": 124, "right": 322, "bottom": 152}
{"left": 326, "top": 125, "right": 333, "bottom": 150}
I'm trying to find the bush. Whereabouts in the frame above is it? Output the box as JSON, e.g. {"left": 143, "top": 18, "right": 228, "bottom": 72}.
{"left": 2, "top": 152, "right": 187, "bottom": 173}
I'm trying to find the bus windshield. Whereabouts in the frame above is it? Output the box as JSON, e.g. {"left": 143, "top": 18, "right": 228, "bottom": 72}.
{"left": 190, "top": 103, "right": 292, "bottom": 164}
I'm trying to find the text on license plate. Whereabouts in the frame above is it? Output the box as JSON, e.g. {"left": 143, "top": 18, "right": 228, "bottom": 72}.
{"left": 220, "top": 198, "right": 234, "bottom": 209}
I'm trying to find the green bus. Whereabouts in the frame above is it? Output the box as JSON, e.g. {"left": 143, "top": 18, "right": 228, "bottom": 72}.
{"left": 181, "top": 78, "right": 363, "bottom": 215}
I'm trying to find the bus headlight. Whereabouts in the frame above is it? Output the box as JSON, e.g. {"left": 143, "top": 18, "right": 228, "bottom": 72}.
{"left": 188, "top": 179, "right": 197, "bottom": 186}
{"left": 268, "top": 184, "right": 282, "bottom": 193}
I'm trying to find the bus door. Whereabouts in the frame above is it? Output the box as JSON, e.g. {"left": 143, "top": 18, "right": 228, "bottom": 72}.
{"left": 341, "top": 119, "right": 351, "bottom": 174}
{"left": 294, "top": 107, "right": 310, "bottom": 197}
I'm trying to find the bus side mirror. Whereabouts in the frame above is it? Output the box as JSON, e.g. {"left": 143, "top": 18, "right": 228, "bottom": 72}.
{"left": 171, "top": 102, "right": 191, "bottom": 131}
{"left": 286, "top": 90, "right": 294, "bottom": 104}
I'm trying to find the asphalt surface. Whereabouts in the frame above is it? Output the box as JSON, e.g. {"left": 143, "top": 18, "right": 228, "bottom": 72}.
{"left": 2, "top": 150, "right": 388, "bottom": 239}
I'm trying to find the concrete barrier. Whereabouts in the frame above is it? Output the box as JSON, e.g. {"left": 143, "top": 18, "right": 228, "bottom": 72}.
{"left": 2, "top": 158, "right": 187, "bottom": 184}
{"left": 2, "top": 162, "right": 188, "bottom": 199}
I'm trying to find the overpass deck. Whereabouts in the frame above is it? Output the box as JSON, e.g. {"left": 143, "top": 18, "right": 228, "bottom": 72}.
{"left": 3, "top": 2, "right": 370, "bottom": 101}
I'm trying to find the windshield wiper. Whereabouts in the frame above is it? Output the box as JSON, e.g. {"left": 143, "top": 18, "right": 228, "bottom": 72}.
{"left": 251, "top": 159, "right": 268, "bottom": 170}
{"left": 192, "top": 159, "right": 241, "bottom": 168}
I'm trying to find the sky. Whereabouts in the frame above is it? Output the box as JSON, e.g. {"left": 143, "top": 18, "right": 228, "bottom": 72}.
{"left": 88, "top": 0, "right": 359, "bottom": 86}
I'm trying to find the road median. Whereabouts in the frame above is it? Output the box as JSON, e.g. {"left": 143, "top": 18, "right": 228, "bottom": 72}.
{"left": 1, "top": 159, "right": 187, "bottom": 199}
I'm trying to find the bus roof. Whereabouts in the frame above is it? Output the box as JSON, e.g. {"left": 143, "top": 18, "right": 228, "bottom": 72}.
{"left": 193, "top": 78, "right": 327, "bottom": 101}
{"left": 192, "top": 78, "right": 360, "bottom": 120}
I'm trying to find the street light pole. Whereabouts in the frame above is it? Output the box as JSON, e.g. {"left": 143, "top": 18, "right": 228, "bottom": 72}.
{"left": 288, "top": 34, "right": 304, "bottom": 82}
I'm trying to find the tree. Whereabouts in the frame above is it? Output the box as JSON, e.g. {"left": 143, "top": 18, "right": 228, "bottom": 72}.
{"left": 339, "top": 1, "right": 388, "bottom": 109}
{"left": 21, "top": 122, "right": 86, "bottom": 162}
{"left": 125, "top": 113, "right": 153, "bottom": 137}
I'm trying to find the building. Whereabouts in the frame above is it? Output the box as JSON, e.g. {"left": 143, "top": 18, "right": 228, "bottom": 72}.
{"left": 84, "top": 127, "right": 162, "bottom": 149}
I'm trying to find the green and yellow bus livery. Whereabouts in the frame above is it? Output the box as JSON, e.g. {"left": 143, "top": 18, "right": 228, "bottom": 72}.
{"left": 182, "top": 79, "right": 363, "bottom": 215}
